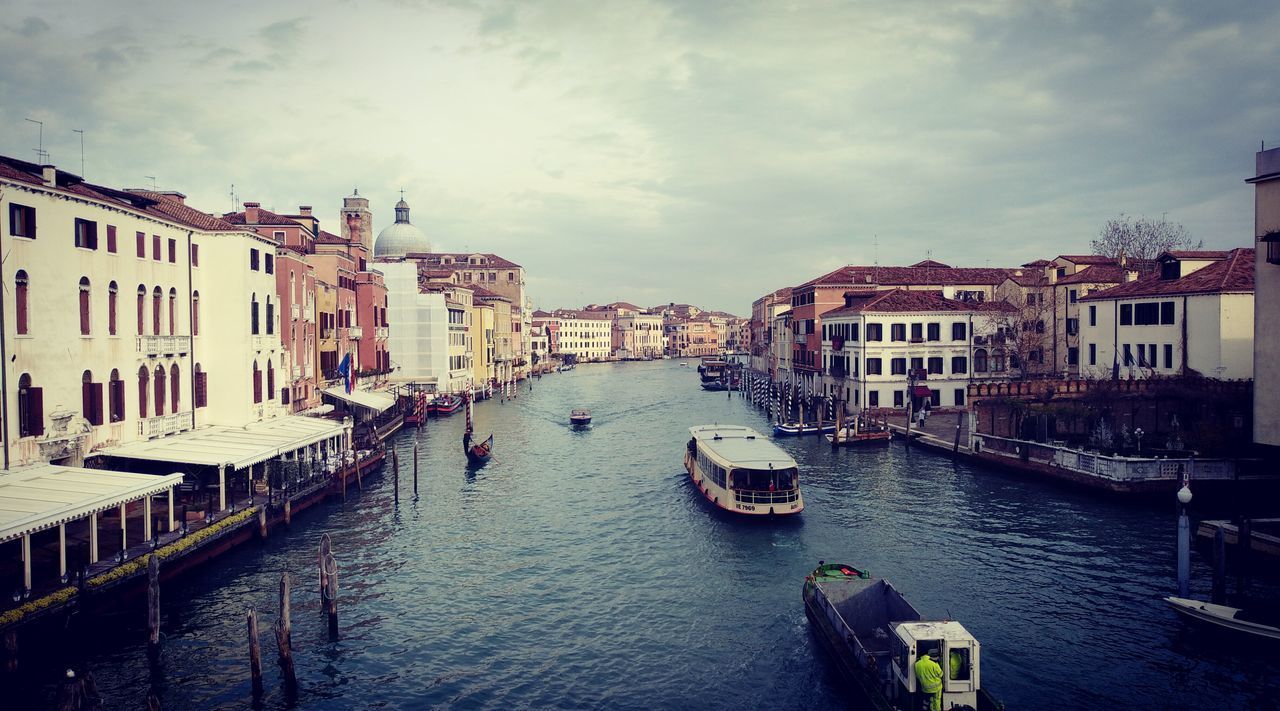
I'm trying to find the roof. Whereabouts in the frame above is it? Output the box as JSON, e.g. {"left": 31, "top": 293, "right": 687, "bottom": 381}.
{"left": 909, "top": 259, "right": 951, "bottom": 268}
{"left": 823, "top": 289, "right": 974, "bottom": 318}
{"left": 127, "top": 190, "right": 241, "bottom": 232}
{"left": 1056, "top": 255, "right": 1120, "bottom": 266}
{"left": 1021, "top": 259, "right": 1053, "bottom": 268}
{"left": 604, "top": 301, "right": 642, "bottom": 311}
{"left": 315, "top": 230, "right": 348, "bottom": 245}
{"left": 797, "top": 264, "right": 1014, "bottom": 290}
{"left": 688, "top": 425, "right": 797, "bottom": 470}
{"left": 0, "top": 465, "right": 184, "bottom": 544}
{"left": 222, "top": 206, "right": 302, "bottom": 227}
{"left": 1157, "top": 250, "right": 1229, "bottom": 261}
{"left": 1055, "top": 264, "right": 1130, "bottom": 285}
{"left": 470, "top": 285, "right": 510, "bottom": 301}
{"left": 406, "top": 252, "right": 523, "bottom": 269}
{"left": 1080, "top": 248, "right": 1255, "bottom": 301}
{"left": 1005, "top": 270, "right": 1049, "bottom": 287}
{"left": 554, "top": 309, "right": 611, "bottom": 320}
{"left": 104, "top": 416, "right": 346, "bottom": 470}
{"left": 320, "top": 387, "right": 396, "bottom": 413}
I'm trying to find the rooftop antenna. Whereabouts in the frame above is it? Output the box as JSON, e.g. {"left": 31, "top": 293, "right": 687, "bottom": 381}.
{"left": 25, "top": 118, "right": 45, "bottom": 163}
{"left": 873, "top": 234, "right": 879, "bottom": 285}
{"left": 145, "top": 175, "right": 157, "bottom": 190}
{"left": 72, "top": 129, "right": 84, "bottom": 177}
{"left": 229, "top": 183, "right": 238, "bottom": 212}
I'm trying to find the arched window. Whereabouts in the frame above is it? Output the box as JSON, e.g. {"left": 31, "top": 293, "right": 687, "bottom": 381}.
{"left": 18, "top": 373, "right": 43, "bottom": 437}
{"left": 108, "top": 281, "right": 118, "bottom": 335}
{"left": 81, "top": 369, "right": 103, "bottom": 425}
{"left": 154, "top": 364, "right": 166, "bottom": 416}
{"left": 251, "top": 293, "right": 260, "bottom": 335}
{"left": 15, "top": 270, "right": 29, "bottom": 335}
{"left": 79, "top": 277, "right": 91, "bottom": 335}
{"left": 194, "top": 363, "right": 207, "bottom": 408}
{"left": 152, "top": 286, "right": 162, "bottom": 335}
{"left": 267, "top": 361, "right": 275, "bottom": 400}
{"left": 252, "top": 361, "right": 263, "bottom": 403}
{"left": 192, "top": 291, "right": 200, "bottom": 336}
{"left": 974, "top": 348, "right": 988, "bottom": 373}
{"left": 266, "top": 296, "right": 274, "bottom": 335}
{"left": 137, "top": 285, "right": 146, "bottom": 334}
{"left": 170, "top": 363, "right": 180, "bottom": 412}
{"left": 138, "top": 365, "right": 150, "bottom": 419}
{"left": 168, "top": 287, "right": 177, "bottom": 335}
{"left": 109, "top": 368, "right": 124, "bottom": 422}
{"left": 992, "top": 349, "right": 1006, "bottom": 372}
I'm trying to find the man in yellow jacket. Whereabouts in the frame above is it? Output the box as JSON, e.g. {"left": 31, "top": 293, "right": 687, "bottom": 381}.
{"left": 914, "top": 647, "right": 944, "bottom": 711}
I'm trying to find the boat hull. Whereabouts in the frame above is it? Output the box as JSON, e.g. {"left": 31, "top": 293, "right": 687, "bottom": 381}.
{"left": 774, "top": 423, "right": 836, "bottom": 437}
{"left": 684, "top": 452, "right": 803, "bottom": 516}
{"left": 1165, "top": 597, "right": 1280, "bottom": 640}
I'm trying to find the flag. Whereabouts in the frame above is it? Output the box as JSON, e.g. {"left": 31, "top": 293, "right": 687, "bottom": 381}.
{"left": 338, "top": 353, "right": 353, "bottom": 394}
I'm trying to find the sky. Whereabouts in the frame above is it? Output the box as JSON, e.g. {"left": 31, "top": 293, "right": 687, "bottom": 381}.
{"left": 1, "top": 1, "right": 1277, "bottom": 314}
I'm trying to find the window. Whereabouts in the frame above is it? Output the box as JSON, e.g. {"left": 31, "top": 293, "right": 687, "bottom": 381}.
{"left": 891, "top": 358, "right": 906, "bottom": 375}
{"left": 1089, "top": 343, "right": 1097, "bottom": 366}
{"left": 926, "top": 323, "right": 940, "bottom": 341}
{"left": 267, "top": 362, "right": 275, "bottom": 400}
{"left": 78, "top": 277, "right": 91, "bottom": 335}
{"left": 74, "top": 218, "right": 98, "bottom": 249}
{"left": 137, "top": 365, "right": 149, "bottom": 419}
{"left": 152, "top": 234, "right": 161, "bottom": 261}
{"left": 891, "top": 324, "right": 906, "bottom": 341}
{"left": 265, "top": 254, "right": 274, "bottom": 274}
{"left": 1164, "top": 344, "right": 1174, "bottom": 369}
{"left": 951, "top": 356, "right": 967, "bottom": 374}
{"left": 106, "top": 225, "right": 117, "bottom": 253}
{"left": 866, "top": 358, "right": 882, "bottom": 375}
{"left": 1035, "top": 320, "right": 1045, "bottom": 333}
{"left": 1161, "top": 260, "right": 1180, "bottom": 279}
{"left": 266, "top": 298, "right": 274, "bottom": 335}
{"left": 930, "top": 390, "right": 941, "bottom": 407}
{"left": 954, "top": 388, "right": 965, "bottom": 407}
{"left": 107, "top": 282, "right": 118, "bottom": 335}
{"left": 1268, "top": 238, "right": 1280, "bottom": 266}
{"left": 82, "top": 370, "right": 103, "bottom": 426}
{"left": 194, "top": 364, "right": 207, "bottom": 408}
{"left": 1149, "top": 343, "right": 1157, "bottom": 368}
{"left": 250, "top": 248, "right": 260, "bottom": 271}
{"left": 191, "top": 243, "right": 200, "bottom": 267}
{"left": 868, "top": 390, "right": 879, "bottom": 407}
{"left": 15, "top": 270, "right": 29, "bottom": 335}
{"left": 136, "top": 285, "right": 146, "bottom": 334}
{"left": 170, "top": 364, "right": 180, "bottom": 412}
{"left": 893, "top": 390, "right": 903, "bottom": 407}
{"left": 253, "top": 361, "right": 262, "bottom": 403}
{"left": 109, "top": 369, "right": 124, "bottom": 422}
{"left": 136, "top": 231, "right": 146, "bottom": 258}
{"left": 168, "top": 288, "right": 177, "bottom": 335}
{"left": 952, "top": 322, "right": 966, "bottom": 341}
{"left": 1134, "top": 303, "right": 1160, "bottom": 325}
{"left": 1089, "top": 305, "right": 1097, "bottom": 327}
{"left": 1066, "top": 318, "right": 1078, "bottom": 336}
{"left": 992, "top": 349, "right": 1006, "bottom": 371}
{"left": 927, "top": 357, "right": 943, "bottom": 374}
{"left": 1120, "top": 304, "right": 1132, "bottom": 326}
{"left": 167, "top": 238, "right": 176, "bottom": 263}
{"left": 910, "top": 357, "right": 923, "bottom": 373}
{"left": 1068, "top": 347, "right": 1078, "bottom": 366}
{"left": 910, "top": 323, "right": 923, "bottom": 341}
{"left": 1123, "top": 343, "right": 1133, "bottom": 366}
{"left": 193, "top": 291, "right": 200, "bottom": 336}
{"left": 866, "top": 324, "right": 882, "bottom": 341}
{"left": 1069, "top": 289, "right": 1077, "bottom": 304}
{"left": 251, "top": 294, "right": 260, "bottom": 335}
{"left": 152, "top": 286, "right": 162, "bottom": 335}
{"left": 1025, "top": 293, "right": 1035, "bottom": 306}
{"left": 8, "top": 203, "right": 35, "bottom": 238}
{"left": 17, "top": 373, "right": 43, "bottom": 437}
{"left": 1160, "top": 301, "right": 1175, "bottom": 325}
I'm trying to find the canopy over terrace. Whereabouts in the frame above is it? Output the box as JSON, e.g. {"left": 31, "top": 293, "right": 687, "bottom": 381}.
{"left": 0, "top": 464, "right": 183, "bottom": 590}
{"left": 103, "top": 416, "right": 348, "bottom": 510}
{"left": 319, "top": 387, "right": 396, "bottom": 414}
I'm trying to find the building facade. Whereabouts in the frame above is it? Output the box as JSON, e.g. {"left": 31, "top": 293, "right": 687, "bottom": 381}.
{"left": 1249, "top": 145, "right": 1280, "bottom": 450}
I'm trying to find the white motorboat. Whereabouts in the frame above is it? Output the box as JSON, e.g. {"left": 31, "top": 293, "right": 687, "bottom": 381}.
{"left": 1164, "top": 597, "right": 1280, "bottom": 640}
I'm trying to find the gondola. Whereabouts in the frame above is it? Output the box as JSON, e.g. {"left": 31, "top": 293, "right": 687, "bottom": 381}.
{"left": 462, "top": 392, "right": 492, "bottom": 465}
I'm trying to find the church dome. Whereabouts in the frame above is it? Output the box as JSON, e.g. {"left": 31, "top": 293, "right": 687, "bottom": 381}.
{"left": 374, "top": 196, "right": 430, "bottom": 258}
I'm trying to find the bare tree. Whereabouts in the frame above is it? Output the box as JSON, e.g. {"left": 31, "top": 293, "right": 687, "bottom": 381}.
{"left": 1091, "top": 213, "right": 1201, "bottom": 260}
{"left": 981, "top": 286, "right": 1055, "bottom": 380}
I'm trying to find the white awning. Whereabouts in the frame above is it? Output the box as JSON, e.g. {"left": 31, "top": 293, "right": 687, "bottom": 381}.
{"left": 0, "top": 464, "right": 184, "bottom": 544}
{"left": 298, "top": 404, "right": 335, "bottom": 416}
{"left": 320, "top": 387, "right": 396, "bottom": 413}
{"left": 104, "top": 416, "right": 347, "bottom": 470}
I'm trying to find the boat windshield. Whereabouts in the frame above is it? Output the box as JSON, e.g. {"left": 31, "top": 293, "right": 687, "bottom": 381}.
{"left": 730, "top": 467, "right": 798, "bottom": 491}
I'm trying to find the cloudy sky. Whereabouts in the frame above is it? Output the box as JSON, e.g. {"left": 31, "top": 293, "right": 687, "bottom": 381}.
{"left": 2, "top": 1, "right": 1277, "bottom": 313}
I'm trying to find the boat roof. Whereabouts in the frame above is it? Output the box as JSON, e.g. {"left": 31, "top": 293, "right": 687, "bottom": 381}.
{"left": 688, "top": 425, "right": 797, "bottom": 470}
{"left": 894, "top": 620, "right": 975, "bottom": 641}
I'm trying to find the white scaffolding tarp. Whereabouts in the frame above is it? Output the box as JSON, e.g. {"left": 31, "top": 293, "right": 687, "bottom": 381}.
{"left": 104, "top": 416, "right": 346, "bottom": 470}
{"left": 319, "top": 387, "right": 396, "bottom": 413}
{"left": 0, "top": 464, "right": 184, "bottom": 544}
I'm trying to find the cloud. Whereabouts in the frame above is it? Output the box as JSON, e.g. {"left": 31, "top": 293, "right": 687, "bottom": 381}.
{"left": 259, "top": 17, "right": 309, "bottom": 45}
{"left": 12, "top": 16, "right": 50, "bottom": 37}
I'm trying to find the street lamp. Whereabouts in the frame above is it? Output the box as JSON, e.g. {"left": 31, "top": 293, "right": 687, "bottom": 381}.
{"left": 1176, "top": 482, "right": 1192, "bottom": 597}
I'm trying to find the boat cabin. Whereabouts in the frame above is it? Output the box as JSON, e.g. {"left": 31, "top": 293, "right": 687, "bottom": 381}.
{"left": 685, "top": 425, "right": 803, "bottom": 516}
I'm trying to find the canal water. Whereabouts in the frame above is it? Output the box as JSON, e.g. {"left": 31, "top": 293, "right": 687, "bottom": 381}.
{"left": 9, "top": 360, "right": 1280, "bottom": 709}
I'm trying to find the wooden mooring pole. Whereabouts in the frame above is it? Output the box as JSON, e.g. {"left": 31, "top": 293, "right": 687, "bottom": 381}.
{"left": 147, "top": 553, "right": 161, "bottom": 659}
{"left": 392, "top": 449, "right": 400, "bottom": 503}
{"left": 275, "top": 572, "right": 298, "bottom": 699}
{"left": 247, "top": 609, "right": 263, "bottom": 700}
{"left": 3, "top": 630, "right": 17, "bottom": 674}
{"left": 413, "top": 443, "right": 419, "bottom": 498}
{"left": 323, "top": 553, "right": 339, "bottom": 639}
{"left": 1212, "top": 526, "right": 1227, "bottom": 604}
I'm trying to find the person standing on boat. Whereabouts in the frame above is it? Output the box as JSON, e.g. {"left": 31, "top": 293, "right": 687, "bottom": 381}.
{"left": 915, "top": 647, "right": 944, "bottom": 711}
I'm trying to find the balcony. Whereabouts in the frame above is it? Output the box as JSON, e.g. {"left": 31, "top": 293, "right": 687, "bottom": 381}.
{"left": 348, "top": 326, "right": 363, "bottom": 340}
{"left": 291, "top": 303, "right": 300, "bottom": 320}
{"left": 291, "top": 365, "right": 301, "bottom": 380}
{"left": 136, "top": 335, "right": 191, "bottom": 357}
{"left": 252, "top": 334, "right": 277, "bottom": 352}
{"left": 305, "top": 363, "right": 313, "bottom": 378}
{"left": 376, "top": 327, "right": 389, "bottom": 339}
{"left": 304, "top": 306, "right": 315, "bottom": 321}
{"left": 138, "top": 412, "right": 192, "bottom": 439}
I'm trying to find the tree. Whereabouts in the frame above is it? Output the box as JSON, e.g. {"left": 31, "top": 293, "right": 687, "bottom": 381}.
{"left": 1091, "top": 213, "right": 1202, "bottom": 261}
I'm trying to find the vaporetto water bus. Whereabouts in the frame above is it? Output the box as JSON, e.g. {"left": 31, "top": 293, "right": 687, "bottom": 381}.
{"left": 684, "top": 425, "right": 804, "bottom": 516}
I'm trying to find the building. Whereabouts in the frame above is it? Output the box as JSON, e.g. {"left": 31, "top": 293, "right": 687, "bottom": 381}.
{"left": 819, "top": 289, "right": 1014, "bottom": 412}
{"left": 1078, "top": 249, "right": 1255, "bottom": 380}
{"left": 552, "top": 309, "right": 612, "bottom": 361}
{"left": 751, "top": 288, "right": 792, "bottom": 375}
{"left": 1249, "top": 144, "right": 1280, "bottom": 451}
{"left": 609, "top": 303, "right": 664, "bottom": 359}
{"left": 381, "top": 262, "right": 448, "bottom": 386}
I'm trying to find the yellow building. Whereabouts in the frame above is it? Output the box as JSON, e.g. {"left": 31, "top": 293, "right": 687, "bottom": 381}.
{"left": 473, "top": 299, "right": 495, "bottom": 395}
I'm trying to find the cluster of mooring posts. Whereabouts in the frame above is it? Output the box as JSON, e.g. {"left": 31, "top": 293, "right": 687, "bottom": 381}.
{"left": 1176, "top": 482, "right": 1265, "bottom": 605}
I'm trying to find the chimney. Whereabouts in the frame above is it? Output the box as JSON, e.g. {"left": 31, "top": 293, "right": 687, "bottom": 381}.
{"left": 244, "top": 201, "right": 261, "bottom": 223}
{"left": 41, "top": 164, "right": 56, "bottom": 187}
{"left": 299, "top": 205, "right": 312, "bottom": 217}
{"left": 158, "top": 191, "right": 187, "bottom": 205}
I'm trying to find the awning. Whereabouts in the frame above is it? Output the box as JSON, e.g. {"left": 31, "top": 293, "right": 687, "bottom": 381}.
{"left": 0, "top": 464, "right": 184, "bottom": 544}
{"left": 103, "top": 416, "right": 347, "bottom": 470}
{"left": 320, "top": 387, "right": 396, "bottom": 413}
{"left": 298, "top": 404, "right": 335, "bottom": 416}
{"left": 911, "top": 385, "right": 933, "bottom": 397}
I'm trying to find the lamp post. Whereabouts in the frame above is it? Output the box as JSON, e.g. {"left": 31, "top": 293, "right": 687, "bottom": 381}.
{"left": 1177, "top": 482, "right": 1192, "bottom": 598}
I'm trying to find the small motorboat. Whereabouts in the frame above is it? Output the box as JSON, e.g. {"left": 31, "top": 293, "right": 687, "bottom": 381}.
{"left": 1165, "top": 597, "right": 1280, "bottom": 640}
{"left": 824, "top": 420, "right": 893, "bottom": 446}
{"left": 701, "top": 381, "right": 728, "bottom": 392}
{"left": 773, "top": 421, "right": 836, "bottom": 437}
{"left": 570, "top": 409, "right": 592, "bottom": 427}
{"left": 431, "top": 394, "right": 464, "bottom": 415}
{"left": 679, "top": 362, "right": 689, "bottom": 367}
{"left": 558, "top": 363, "right": 576, "bottom": 372}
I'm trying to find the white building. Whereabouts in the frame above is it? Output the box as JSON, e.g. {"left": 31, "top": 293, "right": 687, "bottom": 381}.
{"left": 820, "top": 289, "right": 1014, "bottom": 412}
{"left": 613, "top": 310, "right": 664, "bottom": 359}
{"left": 1249, "top": 145, "right": 1280, "bottom": 451}
{"left": 381, "top": 261, "right": 448, "bottom": 387}
{"left": 553, "top": 310, "right": 612, "bottom": 361}
{"left": 1078, "top": 249, "right": 1254, "bottom": 381}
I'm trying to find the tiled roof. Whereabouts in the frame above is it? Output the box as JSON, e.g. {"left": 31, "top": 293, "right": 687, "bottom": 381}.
{"left": 1021, "top": 259, "right": 1053, "bottom": 267}
{"left": 1055, "top": 264, "right": 1129, "bottom": 285}
{"left": 406, "top": 252, "right": 523, "bottom": 269}
{"left": 222, "top": 206, "right": 303, "bottom": 227}
{"left": 1056, "top": 254, "right": 1119, "bottom": 266}
{"left": 471, "top": 285, "right": 510, "bottom": 301}
{"left": 604, "top": 301, "right": 642, "bottom": 311}
{"left": 797, "top": 264, "right": 1014, "bottom": 289}
{"left": 531, "top": 310, "right": 554, "bottom": 318}
{"left": 823, "top": 289, "right": 973, "bottom": 317}
{"left": 128, "top": 190, "right": 239, "bottom": 232}
{"left": 909, "top": 259, "right": 951, "bottom": 268}
{"left": 315, "top": 230, "right": 347, "bottom": 244}
{"left": 1006, "top": 270, "right": 1049, "bottom": 287}
{"left": 1079, "top": 248, "right": 1254, "bottom": 301}
{"left": 1158, "top": 250, "right": 1229, "bottom": 261}
{"left": 554, "top": 309, "right": 611, "bottom": 320}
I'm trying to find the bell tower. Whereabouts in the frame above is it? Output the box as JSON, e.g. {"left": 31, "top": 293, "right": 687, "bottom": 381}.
{"left": 340, "top": 188, "right": 373, "bottom": 253}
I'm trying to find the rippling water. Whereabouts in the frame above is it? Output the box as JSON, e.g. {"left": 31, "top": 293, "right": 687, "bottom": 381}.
{"left": 8, "top": 361, "right": 1279, "bottom": 709}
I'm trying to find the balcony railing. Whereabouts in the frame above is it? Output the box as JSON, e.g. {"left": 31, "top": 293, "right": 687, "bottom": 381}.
{"left": 136, "top": 335, "right": 191, "bottom": 356}
{"left": 291, "top": 365, "right": 301, "bottom": 380}
{"left": 138, "top": 412, "right": 192, "bottom": 439}
{"left": 376, "top": 327, "right": 389, "bottom": 339}
{"left": 304, "top": 306, "right": 315, "bottom": 321}
{"left": 733, "top": 489, "right": 801, "bottom": 505}
{"left": 348, "top": 326, "right": 363, "bottom": 340}
{"left": 291, "top": 304, "right": 300, "bottom": 320}
{"left": 252, "top": 334, "right": 277, "bottom": 352}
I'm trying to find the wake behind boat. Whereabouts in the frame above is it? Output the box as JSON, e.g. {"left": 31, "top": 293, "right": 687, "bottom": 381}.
{"left": 684, "top": 424, "right": 803, "bottom": 516}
